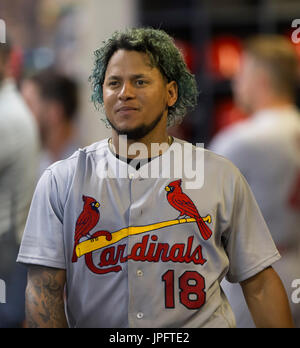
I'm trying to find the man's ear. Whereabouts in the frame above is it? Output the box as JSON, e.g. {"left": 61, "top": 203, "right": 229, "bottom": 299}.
{"left": 166, "top": 80, "right": 178, "bottom": 108}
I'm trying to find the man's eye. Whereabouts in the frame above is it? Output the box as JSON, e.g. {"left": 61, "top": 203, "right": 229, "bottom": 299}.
{"left": 136, "top": 80, "right": 146, "bottom": 86}
{"left": 108, "top": 81, "right": 119, "bottom": 87}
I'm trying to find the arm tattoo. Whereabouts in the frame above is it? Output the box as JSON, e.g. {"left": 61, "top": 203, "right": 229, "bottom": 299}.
{"left": 25, "top": 266, "right": 68, "bottom": 328}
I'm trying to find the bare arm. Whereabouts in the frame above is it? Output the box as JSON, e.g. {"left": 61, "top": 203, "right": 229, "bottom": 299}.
{"left": 241, "top": 266, "right": 294, "bottom": 328}
{"left": 25, "top": 265, "right": 68, "bottom": 328}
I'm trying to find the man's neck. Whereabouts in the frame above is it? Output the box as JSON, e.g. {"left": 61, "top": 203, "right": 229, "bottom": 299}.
{"left": 44, "top": 122, "right": 75, "bottom": 161}
{"left": 110, "top": 132, "right": 171, "bottom": 160}
{"left": 252, "top": 95, "right": 294, "bottom": 114}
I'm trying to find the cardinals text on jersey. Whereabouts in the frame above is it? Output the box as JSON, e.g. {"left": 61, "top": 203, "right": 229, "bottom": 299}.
{"left": 71, "top": 180, "right": 212, "bottom": 310}
{"left": 72, "top": 180, "right": 212, "bottom": 272}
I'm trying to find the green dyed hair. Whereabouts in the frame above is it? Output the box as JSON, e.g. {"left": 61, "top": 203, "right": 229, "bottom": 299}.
{"left": 89, "top": 27, "right": 198, "bottom": 127}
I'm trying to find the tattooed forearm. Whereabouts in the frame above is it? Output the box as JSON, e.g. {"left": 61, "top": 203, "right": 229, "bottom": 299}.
{"left": 25, "top": 265, "right": 68, "bottom": 328}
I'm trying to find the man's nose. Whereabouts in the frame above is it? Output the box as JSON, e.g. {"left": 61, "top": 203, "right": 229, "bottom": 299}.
{"left": 118, "top": 81, "right": 135, "bottom": 100}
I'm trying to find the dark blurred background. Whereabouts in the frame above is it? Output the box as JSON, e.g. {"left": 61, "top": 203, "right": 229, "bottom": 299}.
{"left": 0, "top": 0, "right": 300, "bottom": 145}
{"left": 138, "top": 0, "right": 300, "bottom": 145}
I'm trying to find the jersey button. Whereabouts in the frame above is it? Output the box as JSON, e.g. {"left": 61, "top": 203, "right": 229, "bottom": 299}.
{"left": 137, "top": 312, "right": 144, "bottom": 319}
{"left": 137, "top": 269, "right": 143, "bottom": 277}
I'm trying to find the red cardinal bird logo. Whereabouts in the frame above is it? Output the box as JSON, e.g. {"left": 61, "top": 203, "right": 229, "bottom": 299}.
{"left": 165, "top": 179, "right": 212, "bottom": 240}
{"left": 72, "top": 195, "right": 100, "bottom": 263}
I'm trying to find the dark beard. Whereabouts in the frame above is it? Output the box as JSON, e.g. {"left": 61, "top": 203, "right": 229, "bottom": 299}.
{"left": 107, "top": 111, "right": 165, "bottom": 140}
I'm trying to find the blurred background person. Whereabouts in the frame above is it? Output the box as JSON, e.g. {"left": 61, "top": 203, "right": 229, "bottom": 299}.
{"left": 0, "top": 40, "right": 39, "bottom": 327}
{"left": 21, "top": 70, "right": 81, "bottom": 177}
{"left": 209, "top": 35, "right": 300, "bottom": 327}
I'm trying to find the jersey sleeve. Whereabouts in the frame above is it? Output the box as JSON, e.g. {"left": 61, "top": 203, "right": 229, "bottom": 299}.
{"left": 223, "top": 170, "right": 281, "bottom": 283}
{"left": 17, "top": 168, "right": 66, "bottom": 269}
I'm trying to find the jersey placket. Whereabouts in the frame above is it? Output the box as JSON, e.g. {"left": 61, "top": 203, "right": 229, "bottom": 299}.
{"left": 127, "top": 167, "right": 148, "bottom": 327}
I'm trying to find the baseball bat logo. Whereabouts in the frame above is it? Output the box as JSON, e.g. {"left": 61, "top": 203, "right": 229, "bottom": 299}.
{"left": 72, "top": 181, "right": 213, "bottom": 275}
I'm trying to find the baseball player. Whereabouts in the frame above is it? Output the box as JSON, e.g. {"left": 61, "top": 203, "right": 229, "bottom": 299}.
{"left": 17, "top": 28, "right": 293, "bottom": 328}
{"left": 209, "top": 35, "right": 300, "bottom": 327}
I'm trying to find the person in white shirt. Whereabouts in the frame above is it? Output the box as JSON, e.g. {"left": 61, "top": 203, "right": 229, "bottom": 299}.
{"left": 0, "top": 41, "right": 39, "bottom": 327}
{"left": 209, "top": 35, "right": 300, "bottom": 327}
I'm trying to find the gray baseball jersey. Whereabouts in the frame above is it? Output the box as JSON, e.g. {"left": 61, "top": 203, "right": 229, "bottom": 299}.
{"left": 17, "top": 137, "right": 280, "bottom": 328}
